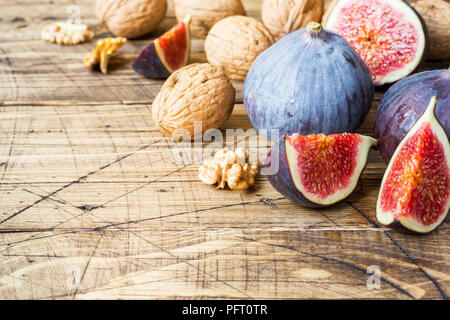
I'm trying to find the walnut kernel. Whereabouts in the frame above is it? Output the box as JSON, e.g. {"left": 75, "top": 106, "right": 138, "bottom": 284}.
{"left": 198, "top": 147, "right": 258, "bottom": 190}
{"left": 84, "top": 37, "right": 127, "bottom": 74}
{"left": 41, "top": 22, "right": 94, "bottom": 45}
{"left": 227, "top": 163, "right": 259, "bottom": 191}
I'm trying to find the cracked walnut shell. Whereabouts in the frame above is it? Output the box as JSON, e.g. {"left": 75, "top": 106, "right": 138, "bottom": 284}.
{"left": 95, "top": 0, "right": 167, "bottom": 38}
{"left": 152, "top": 63, "right": 235, "bottom": 139}
{"left": 41, "top": 22, "right": 93, "bottom": 45}
{"left": 262, "top": 0, "right": 323, "bottom": 41}
{"left": 174, "top": 0, "right": 246, "bottom": 39}
{"left": 205, "top": 16, "right": 274, "bottom": 81}
{"left": 199, "top": 147, "right": 258, "bottom": 190}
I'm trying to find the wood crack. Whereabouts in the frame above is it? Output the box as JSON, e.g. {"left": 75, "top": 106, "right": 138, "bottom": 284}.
{"left": 0, "top": 3, "right": 448, "bottom": 299}
{"left": 346, "top": 201, "right": 449, "bottom": 300}
{"left": 236, "top": 236, "right": 415, "bottom": 299}
{"left": 0, "top": 143, "right": 158, "bottom": 226}
{"left": 72, "top": 232, "right": 104, "bottom": 299}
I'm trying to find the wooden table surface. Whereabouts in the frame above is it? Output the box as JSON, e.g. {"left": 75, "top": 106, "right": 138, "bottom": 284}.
{"left": 0, "top": 0, "right": 449, "bottom": 300}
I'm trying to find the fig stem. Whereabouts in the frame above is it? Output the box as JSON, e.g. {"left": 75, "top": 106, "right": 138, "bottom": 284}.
{"left": 307, "top": 22, "right": 323, "bottom": 34}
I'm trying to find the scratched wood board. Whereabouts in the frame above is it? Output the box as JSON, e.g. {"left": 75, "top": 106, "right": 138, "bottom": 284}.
{"left": 0, "top": 0, "right": 449, "bottom": 300}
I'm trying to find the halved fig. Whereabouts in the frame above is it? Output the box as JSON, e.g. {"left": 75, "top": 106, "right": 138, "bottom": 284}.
{"left": 132, "top": 15, "right": 191, "bottom": 79}
{"left": 265, "top": 133, "right": 377, "bottom": 207}
{"left": 374, "top": 68, "right": 450, "bottom": 161}
{"left": 377, "top": 97, "right": 450, "bottom": 234}
{"left": 325, "top": 0, "right": 429, "bottom": 86}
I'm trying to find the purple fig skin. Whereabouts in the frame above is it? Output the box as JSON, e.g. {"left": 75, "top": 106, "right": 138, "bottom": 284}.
{"left": 266, "top": 134, "right": 374, "bottom": 208}
{"left": 244, "top": 24, "right": 374, "bottom": 142}
{"left": 131, "top": 42, "right": 170, "bottom": 79}
{"left": 374, "top": 69, "right": 450, "bottom": 161}
{"left": 264, "top": 135, "right": 324, "bottom": 208}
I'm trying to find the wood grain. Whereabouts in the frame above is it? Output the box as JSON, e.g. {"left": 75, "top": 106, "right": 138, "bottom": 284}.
{"left": 0, "top": 0, "right": 449, "bottom": 300}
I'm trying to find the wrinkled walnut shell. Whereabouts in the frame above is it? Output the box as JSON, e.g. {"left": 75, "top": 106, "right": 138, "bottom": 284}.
{"left": 174, "top": 0, "right": 246, "bottom": 39}
{"left": 412, "top": 0, "right": 450, "bottom": 60}
{"left": 321, "top": 0, "right": 337, "bottom": 25}
{"left": 262, "top": 0, "right": 324, "bottom": 41}
{"left": 205, "top": 16, "right": 274, "bottom": 81}
{"left": 95, "top": 0, "right": 167, "bottom": 38}
{"left": 152, "top": 63, "right": 236, "bottom": 139}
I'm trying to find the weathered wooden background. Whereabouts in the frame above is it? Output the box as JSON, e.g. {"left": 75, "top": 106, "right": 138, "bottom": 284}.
{"left": 0, "top": 0, "right": 448, "bottom": 300}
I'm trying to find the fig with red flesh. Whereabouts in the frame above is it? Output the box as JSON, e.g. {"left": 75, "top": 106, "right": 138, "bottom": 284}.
{"left": 374, "top": 68, "right": 450, "bottom": 161}
{"left": 265, "top": 133, "right": 377, "bottom": 208}
{"left": 132, "top": 16, "right": 191, "bottom": 79}
{"left": 377, "top": 97, "right": 450, "bottom": 234}
{"left": 325, "top": 0, "right": 429, "bottom": 86}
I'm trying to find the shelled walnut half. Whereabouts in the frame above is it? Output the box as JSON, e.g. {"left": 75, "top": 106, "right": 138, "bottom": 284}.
{"left": 83, "top": 37, "right": 127, "bottom": 74}
{"left": 199, "top": 147, "right": 258, "bottom": 191}
{"left": 41, "top": 22, "right": 94, "bottom": 45}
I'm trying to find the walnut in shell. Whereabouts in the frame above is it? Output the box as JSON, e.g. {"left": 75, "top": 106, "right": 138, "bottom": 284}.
{"left": 95, "top": 0, "right": 167, "bottom": 39}
{"left": 262, "top": 0, "right": 324, "bottom": 41}
{"left": 152, "top": 63, "right": 236, "bottom": 139}
{"left": 205, "top": 16, "right": 274, "bottom": 81}
{"left": 321, "top": 0, "right": 337, "bottom": 25}
{"left": 174, "top": 0, "right": 246, "bottom": 39}
{"left": 412, "top": 0, "right": 450, "bottom": 60}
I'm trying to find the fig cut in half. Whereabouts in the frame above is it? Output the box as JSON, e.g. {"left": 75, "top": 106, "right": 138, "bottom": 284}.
{"left": 377, "top": 97, "right": 450, "bottom": 234}
{"left": 266, "top": 133, "right": 377, "bottom": 207}
{"left": 132, "top": 15, "right": 191, "bottom": 79}
{"left": 325, "top": 0, "right": 428, "bottom": 86}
